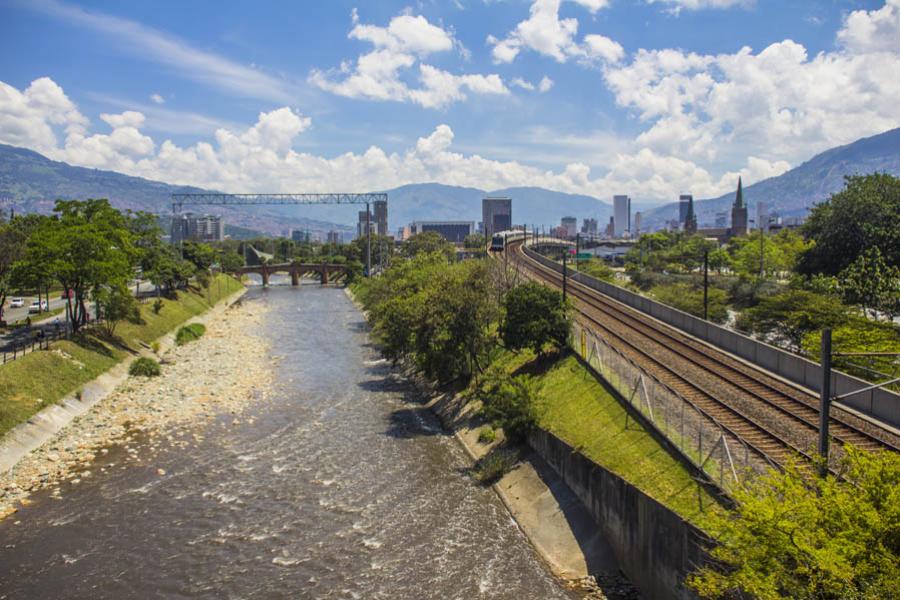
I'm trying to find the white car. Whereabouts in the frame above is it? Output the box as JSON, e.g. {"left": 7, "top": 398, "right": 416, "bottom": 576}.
{"left": 28, "top": 300, "right": 49, "bottom": 314}
{"left": 9, "top": 297, "right": 25, "bottom": 308}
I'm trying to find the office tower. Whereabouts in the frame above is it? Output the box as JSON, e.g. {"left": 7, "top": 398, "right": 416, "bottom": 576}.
{"left": 373, "top": 199, "right": 388, "bottom": 236}
{"left": 679, "top": 194, "right": 693, "bottom": 224}
{"left": 633, "top": 212, "right": 642, "bottom": 235}
{"left": 561, "top": 216, "right": 578, "bottom": 239}
{"left": 482, "top": 197, "right": 512, "bottom": 238}
{"left": 409, "top": 221, "right": 475, "bottom": 244}
{"left": 613, "top": 195, "right": 631, "bottom": 237}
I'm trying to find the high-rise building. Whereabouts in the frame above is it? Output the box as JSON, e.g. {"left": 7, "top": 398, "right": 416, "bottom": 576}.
{"left": 613, "top": 195, "right": 631, "bottom": 237}
{"left": 684, "top": 195, "right": 698, "bottom": 234}
{"left": 561, "top": 216, "right": 578, "bottom": 239}
{"left": 357, "top": 210, "right": 373, "bottom": 238}
{"left": 482, "top": 197, "right": 512, "bottom": 238}
{"left": 633, "top": 212, "right": 642, "bottom": 235}
{"left": 604, "top": 216, "right": 615, "bottom": 238}
{"left": 409, "top": 221, "right": 475, "bottom": 244}
{"left": 291, "top": 229, "right": 310, "bottom": 243}
{"left": 730, "top": 177, "right": 749, "bottom": 237}
{"left": 326, "top": 230, "right": 342, "bottom": 245}
{"left": 679, "top": 194, "right": 693, "bottom": 224}
{"left": 581, "top": 218, "right": 598, "bottom": 236}
{"left": 373, "top": 199, "right": 388, "bottom": 236}
{"left": 171, "top": 213, "right": 224, "bottom": 243}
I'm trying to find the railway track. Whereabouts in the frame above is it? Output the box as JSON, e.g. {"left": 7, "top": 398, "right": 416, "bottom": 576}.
{"left": 505, "top": 240, "right": 899, "bottom": 469}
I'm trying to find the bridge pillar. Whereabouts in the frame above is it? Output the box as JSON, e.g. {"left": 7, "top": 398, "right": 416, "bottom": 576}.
{"left": 261, "top": 270, "right": 269, "bottom": 287}
{"left": 291, "top": 269, "right": 299, "bottom": 287}
{"left": 322, "top": 268, "right": 329, "bottom": 285}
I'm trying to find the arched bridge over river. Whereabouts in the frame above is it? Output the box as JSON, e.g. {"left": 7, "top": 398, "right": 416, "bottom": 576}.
{"left": 237, "top": 263, "right": 350, "bottom": 286}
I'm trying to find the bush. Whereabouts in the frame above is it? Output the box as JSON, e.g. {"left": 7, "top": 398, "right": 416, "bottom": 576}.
{"left": 151, "top": 341, "right": 160, "bottom": 354}
{"left": 152, "top": 298, "right": 164, "bottom": 314}
{"left": 501, "top": 281, "right": 570, "bottom": 354}
{"left": 472, "top": 448, "right": 517, "bottom": 484}
{"left": 175, "top": 323, "right": 206, "bottom": 346}
{"left": 473, "top": 367, "right": 537, "bottom": 442}
{"left": 129, "top": 357, "right": 161, "bottom": 377}
{"left": 478, "top": 427, "right": 497, "bottom": 444}
{"left": 651, "top": 282, "right": 730, "bottom": 324}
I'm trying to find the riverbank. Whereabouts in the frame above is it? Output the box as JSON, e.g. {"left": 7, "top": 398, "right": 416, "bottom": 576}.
{"left": 0, "top": 275, "right": 245, "bottom": 437}
{"left": 0, "top": 292, "right": 272, "bottom": 520}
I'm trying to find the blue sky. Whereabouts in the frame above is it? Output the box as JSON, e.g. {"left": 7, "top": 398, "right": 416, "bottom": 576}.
{"left": 1, "top": 0, "right": 898, "bottom": 201}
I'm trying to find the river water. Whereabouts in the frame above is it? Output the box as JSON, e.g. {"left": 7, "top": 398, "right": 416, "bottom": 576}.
{"left": 0, "top": 285, "right": 575, "bottom": 599}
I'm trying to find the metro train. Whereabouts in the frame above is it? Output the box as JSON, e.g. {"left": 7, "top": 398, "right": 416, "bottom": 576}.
{"left": 489, "top": 230, "right": 526, "bottom": 251}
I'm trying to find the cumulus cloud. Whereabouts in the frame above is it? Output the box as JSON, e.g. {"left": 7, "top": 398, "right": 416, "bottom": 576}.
{"left": 602, "top": 17, "right": 900, "bottom": 168}
{"left": 150, "top": 93, "right": 165, "bottom": 104}
{"left": 837, "top": 0, "right": 900, "bottom": 53}
{"left": 510, "top": 75, "right": 555, "bottom": 92}
{"left": 310, "top": 11, "right": 508, "bottom": 108}
{"left": 538, "top": 76, "right": 555, "bottom": 92}
{"left": 1, "top": 76, "right": 765, "bottom": 202}
{"left": 645, "top": 0, "right": 751, "bottom": 14}
{"left": 488, "top": 0, "right": 620, "bottom": 65}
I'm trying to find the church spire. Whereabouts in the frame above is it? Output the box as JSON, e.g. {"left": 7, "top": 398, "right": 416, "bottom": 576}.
{"left": 684, "top": 195, "right": 697, "bottom": 234}
{"left": 734, "top": 176, "right": 744, "bottom": 209}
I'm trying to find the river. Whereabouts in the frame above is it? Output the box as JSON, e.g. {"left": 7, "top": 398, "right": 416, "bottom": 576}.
{"left": 0, "top": 285, "right": 576, "bottom": 599}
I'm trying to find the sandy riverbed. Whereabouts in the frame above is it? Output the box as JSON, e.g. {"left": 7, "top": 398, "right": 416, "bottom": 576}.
{"left": 0, "top": 298, "right": 273, "bottom": 519}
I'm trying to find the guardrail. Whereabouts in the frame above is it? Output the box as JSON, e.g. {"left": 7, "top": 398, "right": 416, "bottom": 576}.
{"left": 522, "top": 241, "right": 900, "bottom": 428}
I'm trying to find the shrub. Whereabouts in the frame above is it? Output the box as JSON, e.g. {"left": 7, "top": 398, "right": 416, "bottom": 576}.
{"left": 472, "top": 448, "right": 517, "bottom": 484}
{"left": 477, "top": 427, "right": 497, "bottom": 444}
{"left": 473, "top": 367, "right": 537, "bottom": 442}
{"left": 175, "top": 323, "right": 206, "bottom": 346}
{"left": 129, "top": 357, "right": 161, "bottom": 377}
{"left": 152, "top": 298, "right": 164, "bottom": 314}
{"left": 151, "top": 341, "right": 160, "bottom": 354}
{"left": 651, "top": 282, "right": 730, "bottom": 324}
{"left": 501, "top": 281, "right": 570, "bottom": 354}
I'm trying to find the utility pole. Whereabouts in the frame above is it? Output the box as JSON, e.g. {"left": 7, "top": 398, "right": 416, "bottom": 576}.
{"left": 366, "top": 201, "right": 371, "bottom": 277}
{"left": 562, "top": 251, "right": 568, "bottom": 303}
{"left": 575, "top": 233, "right": 580, "bottom": 270}
{"left": 703, "top": 250, "right": 709, "bottom": 321}
{"left": 759, "top": 227, "right": 765, "bottom": 279}
{"left": 818, "top": 328, "right": 832, "bottom": 476}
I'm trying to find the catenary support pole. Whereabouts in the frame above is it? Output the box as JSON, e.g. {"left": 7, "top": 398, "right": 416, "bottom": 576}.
{"left": 818, "top": 328, "right": 832, "bottom": 476}
{"left": 366, "top": 202, "right": 371, "bottom": 277}
{"left": 703, "top": 250, "right": 709, "bottom": 320}
{"left": 562, "top": 252, "right": 568, "bottom": 303}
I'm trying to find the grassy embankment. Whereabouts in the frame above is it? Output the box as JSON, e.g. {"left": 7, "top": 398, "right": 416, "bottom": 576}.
{"left": 491, "top": 348, "right": 721, "bottom": 531}
{"left": 0, "top": 274, "right": 244, "bottom": 437}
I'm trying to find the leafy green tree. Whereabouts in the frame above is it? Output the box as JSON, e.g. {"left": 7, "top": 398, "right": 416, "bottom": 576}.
{"left": 838, "top": 247, "right": 900, "bottom": 320}
{"left": 472, "top": 366, "right": 537, "bottom": 442}
{"left": 143, "top": 244, "right": 195, "bottom": 295}
{"left": 689, "top": 446, "right": 900, "bottom": 600}
{"left": 651, "top": 283, "right": 729, "bottom": 324}
{"left": 802, "top": 317, "right": 900, "bottom": 387}
{"left": 0, "top": 214, "right": 48, "bottom": 321}
{"left": 501, "top": 282, "right": 571, "bottom": 353}
{"left": 576, "top": 258, "right": 615, "bottom": 282}
{"left": 414, "top": 260, "right": 498, "bottom": 383}
{"left": 463, "top": 233, "right": 486, "bottom": 249}
{"left": 402, "top": 231, "right": 454, "bottom": 260}
{"left": 218, "top": 250, "right": 244, "bottom": 273}
{"left": 798, "top": 173, "right": 900, "bottom": 275}
{"left": 95, "top": 282, "right": 140, "bottom": 337}
{"left": 738, "top": 289, "right": 851, "bottom": 350}
{"left": 181, "top": 241, "right": 216, "bottom": 272}
{"left": 14, "top": 199, "right": 134, "bottom": 332}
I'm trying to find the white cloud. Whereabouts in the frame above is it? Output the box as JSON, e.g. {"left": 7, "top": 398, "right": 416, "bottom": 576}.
{"left": 510, "top": 76, "right": 554, "bottom": 92}
{"left": 150, "top": 93, "right": 165, "bottom": 104}
{"left": 646, "top": 0, "right": 751, "bottom": 15}
{"left": 488, "top": 0, "right": 620, "bottom": 65}
{"left": 538, "top": 76, "right": 555, "bottom": 92}
{"left": 837, "top": 0, "right": 900, "bottom": 53}
{"left": 510, "top": 77, "right": 536, "bottom": 91}
{"left": 21, "top": 0, "right": 296, "bottom": 103}
{"left": 311, "top": 11, "right": 508, "bottom": 108}
{"left": 602, "top": 29, "right": 900, "bottom": 167}
{"left": 1, "top": 76, "right": 762, "bottom": 202}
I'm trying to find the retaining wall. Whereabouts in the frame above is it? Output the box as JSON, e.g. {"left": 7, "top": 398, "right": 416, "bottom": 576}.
{"left": 523, "top": 245, "right": 900, "bottom": 427}
{"left": 529, "top": 428, "right": 708, "bottom": 600}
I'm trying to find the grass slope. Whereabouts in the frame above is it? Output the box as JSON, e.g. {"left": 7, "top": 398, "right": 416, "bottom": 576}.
{"left": 0, "top": 274, "right": 243, "bottom": 436}
{"left": 496, "top": 349, "right": 720, "bottom": 531}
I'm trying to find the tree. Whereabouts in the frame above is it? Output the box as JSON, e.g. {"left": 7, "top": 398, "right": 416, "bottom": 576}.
{"left": 0, "top": 215, "right": 47, "bottom": 322}
{"left": 576, "top": 258, "right": 615, "bottom": 282}
{"left": 739, "top": 289, "right": 851, "bottom": 350}
{"left": 798, "top": 173, "right": 900, "bottom": 276}
{"left": 143, "top": 244, "right": 195, "bottom": 295}
{"left": 218, "top": 250, "right": 244, "bottom": 273}
{"left": 501, "top": 282, "right": 571, "bottom": 353}
{"left": 651, "top": 283, "right": 729, "bottom": 324}
{"left": 181, "top": 241, "right": 216, "bottom": 272}
{"left": 689, "top": 446, "right": 900, "bottom": 600}
{"left": 402, "top": 231, "right": 454, "bottom": 259}
{"left": 14, "top": 199, "right": 134, "bottom": 332}
{"left": 464, "top": 233, "right": 486, "bottom": 249}
{"left": 839, "top": 247, "right": 900, "bottom": 320}
{"left": 95, "top": 283, "right": 140, "bottom": 337}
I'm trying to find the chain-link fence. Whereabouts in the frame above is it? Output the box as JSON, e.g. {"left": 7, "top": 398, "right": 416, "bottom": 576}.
{"left": 572, "top": 320, "right": 776, "bottom": 492}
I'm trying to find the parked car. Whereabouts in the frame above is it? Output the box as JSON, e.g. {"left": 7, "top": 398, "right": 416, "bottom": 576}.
{"left": 28, "top": 300, "right": 49, "bottom": 314}
{"left": 10, "top": 297, "right": 25, "bottom": 308}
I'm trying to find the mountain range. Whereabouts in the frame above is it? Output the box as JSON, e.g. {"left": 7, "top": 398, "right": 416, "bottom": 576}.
{"left": 1, "top": 126, "right": 898, "bottom": 236}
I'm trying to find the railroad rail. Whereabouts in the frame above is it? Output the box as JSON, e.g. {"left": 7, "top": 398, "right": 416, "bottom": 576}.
{"left": 504, "top": 239, "right": 899, "bottom": 470}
